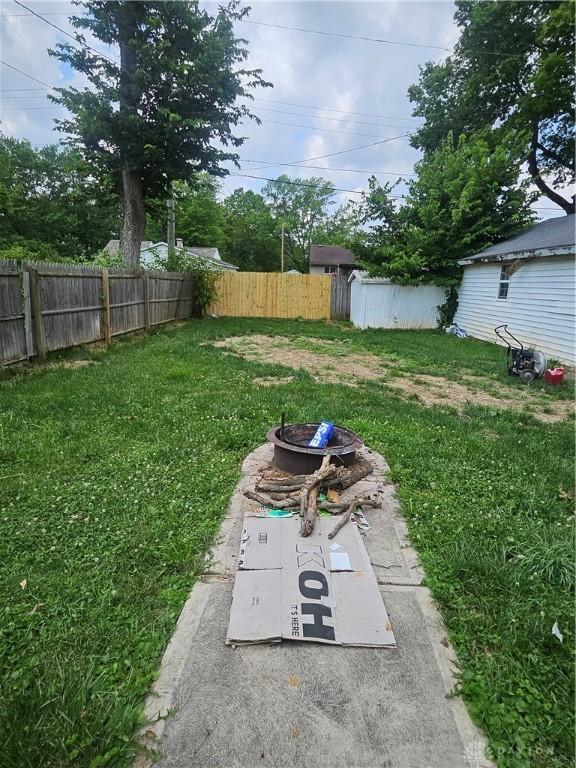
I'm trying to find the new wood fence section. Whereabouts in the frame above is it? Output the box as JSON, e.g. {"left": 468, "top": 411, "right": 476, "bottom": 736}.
{"left": 0, "top": 260, "right": 196, "bottom": 366}
{"left": 210, "top": 272, "right": 332, "bottom": 319}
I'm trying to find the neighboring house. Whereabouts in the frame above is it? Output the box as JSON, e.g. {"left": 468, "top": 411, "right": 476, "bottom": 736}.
{"left": 309, "top": 244, "right": 356, "bottom": 276}
{"left": 454, "top": 215, "right": 575, "bottom": 365}
{"left": 349, "top": 270, "right": 446, "bottom": 329}
{"left": 103, "top": 239, "right": 238, "bottom": 271}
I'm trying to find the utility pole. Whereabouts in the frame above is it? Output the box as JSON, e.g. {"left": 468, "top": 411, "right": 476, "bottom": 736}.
{"left": 281, "top": 223, "right": 285, "bottom": 273}
{"left": 167, "top": 183, "right": 175, "bottom": 260}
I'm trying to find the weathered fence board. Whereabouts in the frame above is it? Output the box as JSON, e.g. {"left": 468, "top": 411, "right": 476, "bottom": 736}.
{"left": 0, "top": 260, "right": 197, "bottom": 366}
{"left": 0, "top": 260, "right": 27, "bottom": 364}
{"left": 210, "top": 272, "right": 332, "bottom": 319}
{"left": 109, "top": 271, "right": 145, "bottom": 336}
{"left": 330, "top": 274, "right": 351, "bottom": 320}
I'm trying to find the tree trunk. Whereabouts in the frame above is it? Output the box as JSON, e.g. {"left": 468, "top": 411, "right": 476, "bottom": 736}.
{"left": 120, "top": 167, "right": 145, "bottom": 265}
{"left": 528, "top": 125, "right": 575, "bottom": 215}
{"left": 117, "top": 8, "right": 145, "bottom": 265}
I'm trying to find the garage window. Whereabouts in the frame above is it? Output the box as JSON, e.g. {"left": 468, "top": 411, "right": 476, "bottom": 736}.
{"left": 498, "top": 264, "right": 513, "bottom": 299}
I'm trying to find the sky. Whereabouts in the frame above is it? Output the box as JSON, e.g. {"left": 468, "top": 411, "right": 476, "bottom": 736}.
{"left": 0, "top": 0, "right": 567, "bottom": 221}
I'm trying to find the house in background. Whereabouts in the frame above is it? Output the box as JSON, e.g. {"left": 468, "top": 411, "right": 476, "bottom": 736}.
{"left": 103, "top": 239, "right": 238, "bottom": 271}
{"left": 454, "top": 214, "right": 575, "bottom": 364}
{"left": 309, "top": 244, "right": 356, "bottom": 276}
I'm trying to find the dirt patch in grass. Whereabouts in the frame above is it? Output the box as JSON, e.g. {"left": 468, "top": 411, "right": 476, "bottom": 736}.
{"left": 213, "top": 335, "right": 573, "bottom": 423}
{"left": 384, "top": 373, "right": 572, "bottom": 424}
{"left": 213, "top": 334, "right": 384, "bottom": 386}
{"left": 253, "top": 375, "right": 295, "bottom": 387}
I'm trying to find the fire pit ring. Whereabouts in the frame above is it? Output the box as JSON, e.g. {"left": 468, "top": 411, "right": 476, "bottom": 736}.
{"left": 267, "top": 423, "right": 363, "bottom": 475}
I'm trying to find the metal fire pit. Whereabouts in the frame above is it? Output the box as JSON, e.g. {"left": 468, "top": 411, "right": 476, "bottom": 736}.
{"left": 266, "top": 423, "right": 363, "bottom": 475}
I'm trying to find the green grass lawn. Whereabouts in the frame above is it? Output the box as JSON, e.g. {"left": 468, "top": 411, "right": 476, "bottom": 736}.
{"left": 0, "top": 318, "right": 573, "bottom": 768}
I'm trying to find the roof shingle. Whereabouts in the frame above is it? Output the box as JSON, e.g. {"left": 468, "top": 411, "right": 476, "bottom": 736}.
{"left": 310, "top": 244, "right": 356, "bottom": 266}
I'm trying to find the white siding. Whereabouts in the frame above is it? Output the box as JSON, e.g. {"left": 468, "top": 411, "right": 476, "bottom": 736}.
{"left": 350, "top": 281, "right": 446, "bottom": 329}
{"left": 309, "top": 265, "right": 349, "bottom": 276}
{"left": 454, "top": 256, "right": 575, "bottom": 364}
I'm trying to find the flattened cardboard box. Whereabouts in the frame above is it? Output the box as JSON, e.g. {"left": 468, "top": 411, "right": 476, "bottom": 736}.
{"left": 227, "top": 517, "right": 396, "bottom": 648}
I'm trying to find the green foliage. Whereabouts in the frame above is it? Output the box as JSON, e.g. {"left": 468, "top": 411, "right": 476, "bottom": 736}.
{"left": 51, "top": 0, "right": 268, "bottom": 193}
{"left": 0, "top": 320, "right": 572, "bottom": 766}
{"left": 221, "top": 188, "right": 281, "bottom": 271}
{"left": 150, "top": 246, "right": 220, "bottom": 317}
{"left": 49, "top": 1, "right": 271, "bottom": 260}
{"left": 409, "top": 0, "right": 575, "bottom": 212}
{"left": 314, "top": 201, "right": 364, "bottom": 252}
{"left": 92, "top": 250, "right": 127, "bottom": 269}
{"left": 0, "top": 134, "right": 119, "bottom": 261}
{"left": 361, "top": 132, "right": 534, "bottom": 284}
{"left": 147, "top": 175, "right": 227, "bottom": 251}
{"left": 437, "top": 286, "right": 459, "bottom": 327}
{"left": 262, "top": 175, "right": 337, "bottom": 270}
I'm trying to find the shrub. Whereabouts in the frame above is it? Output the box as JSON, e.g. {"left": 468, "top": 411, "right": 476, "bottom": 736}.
{"left": 151, "top": 246, "right": 220, "bottom": 318}
{"left": 438, "top": 285, "right": 459, "bottom": 327}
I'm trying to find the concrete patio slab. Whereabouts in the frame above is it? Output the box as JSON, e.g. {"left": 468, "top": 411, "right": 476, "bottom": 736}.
{"left": 136, "top": 445, "right": 493, "bottom": 768}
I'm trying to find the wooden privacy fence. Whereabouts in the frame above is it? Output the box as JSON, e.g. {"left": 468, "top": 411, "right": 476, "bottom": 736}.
{"left": 330, "top": 274, "right": 351, "bottom": 320}
{"left": 210, "top": 272, "right": 332, "bottom": 319}
{"left": 0, "top": 260, "right": 196, "bottom": 366}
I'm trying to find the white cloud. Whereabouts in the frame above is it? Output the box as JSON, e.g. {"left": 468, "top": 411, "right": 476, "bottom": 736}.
{"left": 7, "top": 0, "right": 565, "bottom": 225}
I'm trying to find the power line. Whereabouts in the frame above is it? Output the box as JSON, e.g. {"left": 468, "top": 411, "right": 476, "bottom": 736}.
{"left": 240, "top": 19, "right": 451, "bottom": 52}
{"left": 250, "top": 133, "right": 412, "bottom": 171}
{"left": 2, "top": 95, "right": 52, "bottom": 99}
{"left": 0, "top": 60, "right": 55, "bottom": 89}
{"left": 228, "top": 171, "right": 406, "bottom": 197}
{"left": 1, "top": 12, "right": 77, "bottom": 16}
{"left": 241, "top": 160, "right": 415, "bottom": 178}
{"left": 2, "top": 106, "right": 65, "bottom": 110}
{"left": 249, "top": 96, "right": 421, "bottom": 123}
{"left": 0, "top": 87, "right": 49, "bottom": 91}
{"left": 249, "top": 105, "right": 415, "bottom": 130}
{"left": 12, "top": 1, "right": 118, "bottom": 64}
{"left": 249, "top": 117, "right": 384, "bottom": 139}
{"left": 229, "top": 174, "right": 565, "bottom": 210}
{"left": 240, "top": 19, "right": 522, "bottom": 60}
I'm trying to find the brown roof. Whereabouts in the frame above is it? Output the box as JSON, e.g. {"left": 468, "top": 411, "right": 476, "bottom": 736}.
{"left": 310, "top": 244, "right": 356, "bottom": 266}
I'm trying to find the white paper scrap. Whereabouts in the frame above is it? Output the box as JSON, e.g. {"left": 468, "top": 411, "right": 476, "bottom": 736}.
{"left": 552, "top": 622, "right": 563, "bottom": 643}
{"left": 329, "top": 543, "right": 341, "bottom": 551}
{"left": 330, "top": 552, "right": 352, "bottom": 571}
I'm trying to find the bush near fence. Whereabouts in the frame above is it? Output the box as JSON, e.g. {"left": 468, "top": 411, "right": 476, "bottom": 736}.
{"left": 0, "top": 260, "right": 196, "bottom": 366}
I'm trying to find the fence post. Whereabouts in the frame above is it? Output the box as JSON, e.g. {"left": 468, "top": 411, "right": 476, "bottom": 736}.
{"left": 22, "top": 270, "right": 34, "bottom": 359}
{"left": 27, "top": 268, "right": 47, "bottom": 358}
{"left": 101, "top": 268, "right": 111, "bottom": 345}
{"left": 142, "top": 272, "right": 150, "bottom": 331}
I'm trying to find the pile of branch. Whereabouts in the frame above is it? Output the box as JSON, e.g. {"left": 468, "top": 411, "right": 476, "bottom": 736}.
{"left": 243, "top": 455, "right": 378, "bottom": 538}
{"left": 257, "top": 457, "right": 373, "bottom": 495}
{"left": 300, "top": 455, "right": 337, "bottom": 537}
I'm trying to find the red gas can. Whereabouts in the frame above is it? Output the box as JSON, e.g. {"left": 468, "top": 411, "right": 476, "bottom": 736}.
{"left": 544, "top": 367, "right": 565, "bottom": 385}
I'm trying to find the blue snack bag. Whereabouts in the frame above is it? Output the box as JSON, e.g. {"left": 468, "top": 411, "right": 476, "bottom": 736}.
{"left": 309, "top": 421, "right": 334, "bottom": 448}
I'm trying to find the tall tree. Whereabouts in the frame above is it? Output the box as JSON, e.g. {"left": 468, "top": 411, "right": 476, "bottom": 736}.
{"left": 221, "top": 188, "right": 280, "bottom": 271}
{"left": 262, "top": 175, "right": 336, "bottom": 271}
{"left": 0, "top": 134, "right": 119, "bottom": 261}
{"left": 360, "top": 131, "right": 534, "bottom": 284}
{"left": 146, "top": 174, "right": 226, "bottom": 249}
{"left": 409, "top": 0, "right": 575, "bottom": 214}
{"left": 50, "top": 1, "right": 270, "bottom": 264}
